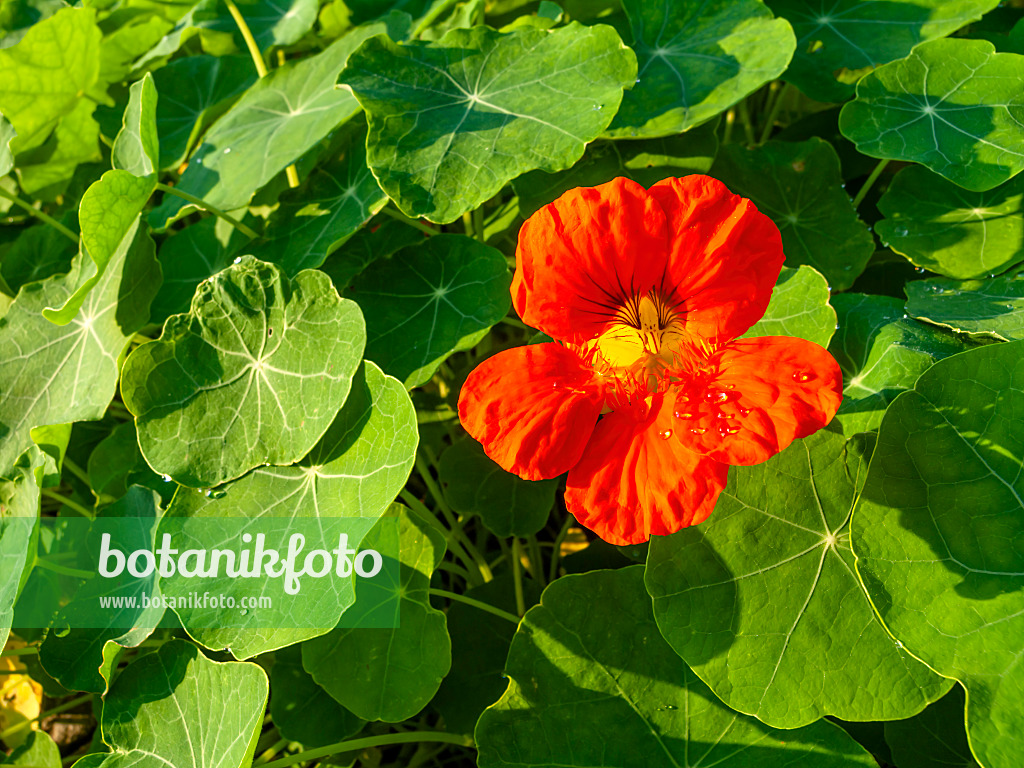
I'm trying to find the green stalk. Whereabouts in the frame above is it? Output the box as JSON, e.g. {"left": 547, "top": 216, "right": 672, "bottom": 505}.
{"left": 429, "top": 588, "right": 520, "bottom": 624}
{"left": 33, "top": 558, "right": 94, "bottom": 580}
{"left": 0, "top": 187, "right": 78, "bottom": 243}
{"left": 412, "top": 0, "right": 460, "bottom": 37}
{"left": 526, "top": 535, "right": 546, "bottom": 588}
{"left": 381, "top": 206, "right": 437, "bottom": 235}
{"left": 40, "top": 488, "right": 94, "bottom": 519}
{"left": 472, "top": 206, "right": 485, "bottom": 243}
{"left": 0, "top": 646, "right": 37, "bottom": 658}
{"left": 737, "top": 99, "right": 756, "bottom": 145}
{"left": 757, "top": 82, "right": 790, "bottom": 145}
{"left": 399, "top": 489, "right": 482, "bottom": 587}
{"left": 511, "top": 538, "right": 526, "bottom": 617}
{"left": 548, "top": 515, "right": 574, "bottom": 584}
{"left": 852, "top": 158, "right": 890, "bottom": 209}
{"left": 154, "top": 182, "right": 260, "bottom": 239}
{"left": 260, "top": 731, "right": 473, "bottom": 768}
{"left": 61, "top": 456, "right": 91, "bottom": 486}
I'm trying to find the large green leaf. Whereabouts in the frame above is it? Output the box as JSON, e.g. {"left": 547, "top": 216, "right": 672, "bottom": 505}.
{"left": 0, "top": 113, "right": 15, "bottom": 176}
{"left": 253, "top": 121, "right": 387, "bottom": 274}
{"left": 852, "top": 341, "right": 1024, "bottom": 768}
{"left": 122, "top": 257, "right": 364, "bottom": 488}
{"left": 0, "top": 448, "right": 43, "bottom": 650}
{"left": 476, "top": 566, "right": 876, "bottom": 768}
{"left": 1, "top": 731, "right": 60, "bottom": 768}
{"left": 885, "top": 685, "right": 981, "bottom": 768}
{"left": 766, "top": 0, "right": 999, "bottom": 103}
{"left": 0, "top": 7, "right": 101, "bottom": 154}
{"left": 512, "top": 121, "right": 719, "bottom": 217}
{"left": 606, "top": 0, "right": 795, "bottom": 138}
{"left": 96, "top": 639, "right": 268, "bottom": 768}
{"left": 0, "top": 222, "right": 158, "bottom": 475}
{"left": 839, "top": 38, "right": 1024, "bottom": 192}
{"left": 151, "top": 55, "right": 256, "bottom": 172}
{"left": 905, "top": 273, "right": 1024, "bottom": 341}
{"left": 712, "top": 138, "right": 874, "bottom": 290}
{"left": 14, "top": 97, "right": 101, "bottom": 198}
{"left": 646, "top": 426, "right": 951, "bottom": 728}
{"left": 0, "top": 218, "right": 77, "bottom": 296}
{"left": 743, "top": 265, "right": 836, "bottom": 347}
{"left": 341, "top": 22, "right": 637, "bottom": 223}
{"left": 877, "top": 165, "right": 1024, "bottom": 279}
{"left": 148, "top": 22, "right": 382, "bottom": 228}
{"left": 112, "top": 73, "right": 159, "bottom": 178}
{"left": 438, "top": 438, "right": 555, "bottom": 537}
{"left": 347, "top": 234, "right": 510, "bottom": 389}
{"left": 43, "top": 171, "right": 155, "bottom": 325}
{"left": 302, "top": 505, "right": 451, "bottom": 722}
{"left": 830, "top": 293, "right": 969, "bottom": 434}
{"left": 159, "top": 361, "right": 415, "bottom": 659}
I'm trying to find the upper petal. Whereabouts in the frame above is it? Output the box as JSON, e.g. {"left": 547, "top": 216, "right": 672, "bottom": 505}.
{"left": 512, "top": 177, "right": 670, "bottom": 343}
{"left": 672, "top": 336, "right": 844, "bottom": 466}
{"left": 648, "top": 175, "right": 785, "bottom": 345}
{"left": 458, "top": 342, "right": 605, "bottom": 481}
{"left": 565, "top": 394, "right": 729, "bottom": 546}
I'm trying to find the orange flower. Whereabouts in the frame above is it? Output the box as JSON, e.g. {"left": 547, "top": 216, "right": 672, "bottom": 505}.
{"left": 458, "top": 176, "right": 843, "bottom": 545}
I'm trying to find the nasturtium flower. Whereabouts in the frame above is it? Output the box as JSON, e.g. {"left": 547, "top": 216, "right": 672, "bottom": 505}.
{"left": 458, "top": 176, "right": 843, "bottom": 546}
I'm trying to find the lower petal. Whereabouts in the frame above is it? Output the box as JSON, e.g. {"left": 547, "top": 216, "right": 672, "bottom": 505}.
{"left": 458, "top": 343, "right": 605, "bottom": 481}
{"left": 673, "top": 336, "right": 844, "bottom": 465}
{"left": 565, "top": 394, "right": 729, "bottom": 546}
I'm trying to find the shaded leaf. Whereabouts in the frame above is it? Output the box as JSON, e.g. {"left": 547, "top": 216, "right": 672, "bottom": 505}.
{"left": 885, "top": 684, "right": 981, "bottom": 768}
{"left": 905, "top": 273, "right": 1024, "bottom": 341}
{"left": 0, "top": 448, "right": 43, "bottom": 650}
{"left": 1, "top": 730, "right": 60, "bottom": 767}
{"left": 0, "top": 113, "right": 14, "bottom": 176}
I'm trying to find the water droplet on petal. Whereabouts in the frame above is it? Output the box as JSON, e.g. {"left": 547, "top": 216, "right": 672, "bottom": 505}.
{"left": 659, "top": 429, "right": 672, "bottom": 440}
{"left": 721, "top": 383, "right": 735, "bottom": 390}
{"left": 718, "top": 423, "right": 740, "bottom": 436}
{"left": 792, "top": 371, "right": 813, "bottom": 382}
{"left": 674, "top": 410, "right": 694, "bottom": 419}
{"left": 738, "top": 407, "right": 751, "bottom": 416}
{"left": 704, "top": 390, "right": 731, "bottom": 403}
{"left": 689, "top": 427, "right": 707, "bottom": 435}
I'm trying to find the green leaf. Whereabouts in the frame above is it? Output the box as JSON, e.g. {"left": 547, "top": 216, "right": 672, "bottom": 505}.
{"left": 96, "top": 639, "right": 268, "bottom": 768}
{"left": 87, "top": 421, "right": 165, "bottom": 504}
{"left": 148, "top": 23, "right": 381, "bottom": 228}
{"left": 0, "top": 218, "right": 77, "bottom": 296}
{"left": 15, "top": 97, "right": 101, "bottom": 198}
{"left": 269, "top": 644, "right": 364, "bottom": 748}
{"left": 347, "top": 234, "right": 510, "bottom": 389}
{"left": 253, "top": 121, "right": 387, "bottom": 274}
{"left": 852, "top": 341, "right": 1024, "bottom": 768}
{"left": 121, "top": 256, "right": 365, "bottom": 488}
{"left": 302, "top": 505, "right": 451, "bottom": 722}
{"left": 438, "top": 438, "right": 556, "bottom": 537}
{"left": 341, "top": 22, "right": 637, "bottom": 223}
{"left": 877, "top": 165, "right": 1024, "bottom": 279}
{"left": 0, "top": 221, "right": 158, "bottom": 475}
{"left": 885, "top": 684, "right": 981, "bottom": 768}
{"left": 646, "top": 426, "right": 952, "bottom": 728}
{"left": 432, "top": 574, "right": 541, "bottom": 734}
{"left": 743, "top": 265, "right": 836, "bottom": 347}
{"left": 319, "top": 216, "right": 424, "bottom": 292}
{"left": 477, "top": 566, "right": 877, "bottom": 768}
{"left": 0, "top": 448, "right": 43, "bottom": 650}
{"left": 43, "top": 170, "right": 155, "bottom": 325}
{"left": 0, "top": 113, "right": 14, "bottom": 176}
{"left": 905, "top": 273, "right": 1024, "bottom": 341}
{"left": 38, "top": 488, "right": 165, "bottom": 693}
{"left": 112, "top": 73, "right": 159, "bottom": 177}
{"left": 766, "top": 0, "right": 999, "bottom": 103}
{"left": 159, "top": 360, "right": 415, "bottom": 658}
{"left": 151, "top": 55, "right": 256, "bottom": 172}
{"left": 0, "top": 7, "right": 101, "bottom": 154}
{"left": 606, "top": 0, "right": 795, "bottom": 138}
{"left": 202, "top": 0, "right": 319, "bottom": 50}
{"left": 513, "top": 121, "right": 719, "bottom": 218}
{"left": 839, "top": 38, "right": 1024, "bottom": 192}
{"left": 830, "top": 293, "right": 970, "bottom": 434}
{"left": 1, "top": 731, "right": 60, "bottom": 768}
{"left": 96, "top": 11, "right": 173, "bottom": 86}
{"left": 712, "top": 138, "right": 874, "bottom": 290}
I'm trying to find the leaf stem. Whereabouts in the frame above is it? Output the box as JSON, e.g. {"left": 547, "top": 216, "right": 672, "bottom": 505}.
{"left": 412, "top": 0, "right": 460, "bottom": 37}
{"left": 548, "top": 515, "right": 574, "bottom": 584}
{"left": 33, "top": 558, "right": 94, "bottom": 580}
{"left": 61, "top": 456, "right": 90, "bottom": 486}
{"left": 429, "top": 588, "right": 520, "bottom": 624}
{"left": 154, "top": 182, "right": 260, "bottom": 239}
{"left": 737, "top": 99, "right": 756, "bottom": 145}
{"left": 260, "top": 731, "right": 473, "bottom": 768}
{"left": 472, "top": 206, "right": 484, "bottom": 243}
{"left": 526, "top": 535, "right": 546, "bottom": 588}
{"left": 381, "top": 206, "right": 437, "bottom": 235}
{"left": 0, "top": 187, "right": 78, "bottom": 243}
{"left": 757, "top": 81, "right": 789, "bottom": 145}
{"left": 40, "top": 488, "right": 94, "bottom": 519}
{"left": 224, "top": 0, "right": 268, "bottom": 76}
{"left": 0, "top": 646, "right": 37, "bottom": 658}
{"left": 852, "top": 158, "right": 890, "bottom": 209}
{"left": 511, "top": 538, "right": 526, "bottom": 617}
{"left": 399, "top": 489, "right": 482, "bottom": 587}
{"left": 0, "top": 694, "right": 93, "bottom": 741}
{"left": 722, "top": 108, "right": 735, "bottom": 145}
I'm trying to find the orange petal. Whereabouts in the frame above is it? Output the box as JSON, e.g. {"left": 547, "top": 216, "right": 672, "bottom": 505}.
{"left": 565, "top": 394, "right": 729, "bottom": 546}
{"left": 512, "top": 177, "right": 670, "bottom": 344}
{"left": 648, "top": 175, "right": 784, "bottom": 345}
{"left": 672, "top": 336, "right": 844, "bottom": 466}
{"left": 458, "top": 343, "right": 605, "bottom": 481}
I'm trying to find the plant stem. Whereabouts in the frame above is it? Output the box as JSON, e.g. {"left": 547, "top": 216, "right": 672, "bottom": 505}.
{"left": 381, "top": 206, "right": 437, "bottom": 235}
{"left": 33, "top": 558, "right": 94, "bottom": 580}
{"left": 429, "top": 588, "right": 520, "bottom": 624}
{"left": 548, "top": 515, "right": 574, "bottom": 584}
{"left": 511, "top": 538, "right": 526, "bottom": 617}
{"left": 399, "top": 489, "right": 482, "bottom": 587}
{"left": 0, "top": 694, "right": 93, "bottom": 741}
{"left": 472, "top": 206, "right": 484, "bottom": 243}
{"left": 737, "top": 99, "right": 756, "bottom": 145}
{"left": 499, "top": 315, "right": 531, "bottom": 331}
{"left": 722, "top": 108, "right": 735, "bottom": 145}
{"left": 0, "top": 187, "right": 78, "bottom": 243}
{"left": 412, "top": 0, "right": 460, "bottom": 37}
{"left": 260, "top": 731, "right": 473, "bottom": 768}
{"left": 254, "top": 736, "right": 290, "bottom": 765}
{"left": 852, "top": 158, "right": 890, "bottom": 209}
{"left": 61, "top": 456, "right": 90, "bottom": 487}
{"left": 224, "top": 0, "right": 268, "bottom": 76}
{"left": 154, "top": 182, "right": 260, "bottom": 239}
{"left": 0, "top": 646, "right": 37, "bottom": 658}
{"left": 757, "top": 81, "right": 789, "bottom": 145}
{"left": 526, "top": 535, "right": 546, "bottom": 588}
{"left": 40, "top": 488, "right": 94, "bottom": 519}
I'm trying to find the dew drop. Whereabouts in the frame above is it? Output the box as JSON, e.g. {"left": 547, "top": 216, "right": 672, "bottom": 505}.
{"left": 659, "top": 429, "right": 672, "bottom": 440}
{"left": 161, "top": 474, "right": 172, "bottom": 482}
{"left": 592, "top": 104, "right": 603, "bottom": 111}
{"left": 674, "top": 410, "right": 694, "bottom": 419}
{"left": 914, "top": 267, "right": 925, "bottom": 274}
{"left": 894, "top": 640, "right": 903, "bottom": 650}
{"left": 792, "top": 371, "right": 813, "bottom": 383}
{"left": 660, "top": 704, "right": 678, "bottom": 711}
{"left": 721, "top": 383, "right": 735, "bottom": 390}
{"left": 204, "top": 489, "right": 212, "bottom": 497}
{"left": 233, "top": 256, "right": 242, "bottom": 264}
{"left": 738, "top": 407, "right": 751, "bottom": 416}
{"left": 240, "top": 609, "right": 248, "bottom": 616}
{"left": 195, "top": 156, "right": 203, "bottom": 165}
{"left": 718, "top": 423, "right": 740, "bottom": 436}
{"left": 704, "top": 390, "right": 731, "bottom": 403}
{"left": 689, "top": 427, "right": 707, "bottom": 435}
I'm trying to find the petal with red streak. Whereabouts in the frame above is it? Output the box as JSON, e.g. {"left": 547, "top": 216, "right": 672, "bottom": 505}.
{"left": 458, "top": 343, "right": 605, "bottom": 481}
{"left": 565, "top": 394, "right": 729, "bottom": 546}
{"left": 648, "top": 175, "right": 784, "bottom": 345}
{"left": 672, "top": 336, "right": 844, "bottom": 466}
{"left": 512, "top": 177, "right": 669, "bottom": 344}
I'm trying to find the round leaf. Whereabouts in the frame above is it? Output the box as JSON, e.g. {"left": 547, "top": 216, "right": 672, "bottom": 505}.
{"left": 121, "top": 256, "right": 365, "bottom": 488}
{"left": 905, "top": 273, "right": 1024, "bottom": 341}
{"left": 743, "top": 265, "right": 837, "bottom": 347}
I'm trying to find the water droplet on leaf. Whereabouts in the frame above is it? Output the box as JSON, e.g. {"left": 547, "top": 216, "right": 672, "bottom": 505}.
{"left": 161, "top": 474, "right": 172, "bottom": 482}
